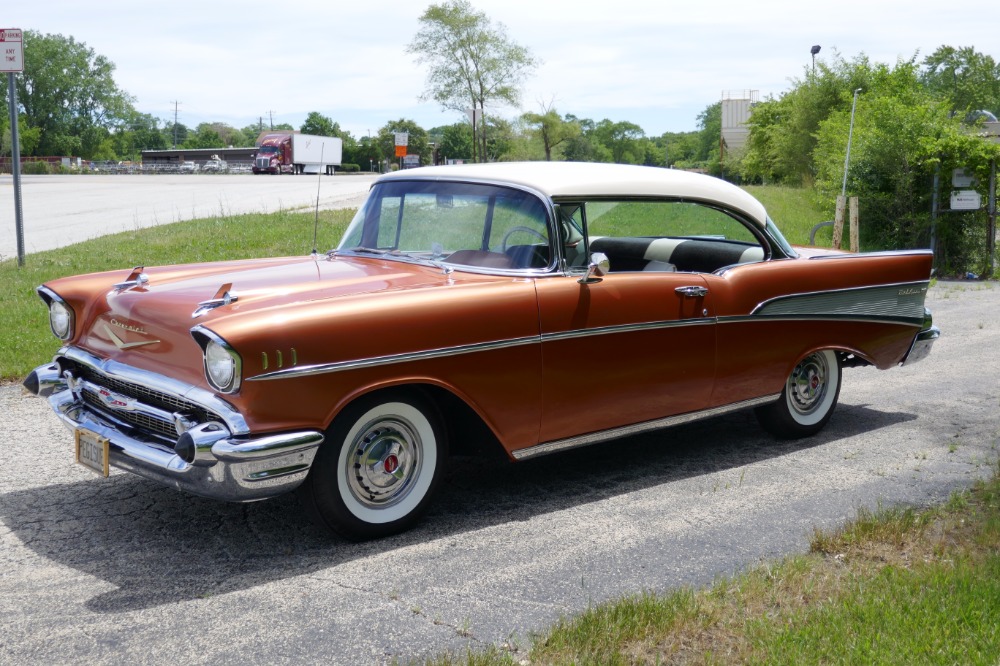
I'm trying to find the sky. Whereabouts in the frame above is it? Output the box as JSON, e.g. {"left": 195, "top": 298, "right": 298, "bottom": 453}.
{"left": 5, "top": 1, "right": 998, "bottom": 140}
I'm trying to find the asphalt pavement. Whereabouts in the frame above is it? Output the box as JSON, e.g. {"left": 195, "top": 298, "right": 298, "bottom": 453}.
{"left": 2, "top": 279, "right": 997, "bottom": 664}
{"left": 0, "top": 173, "right": 376, "bottom": 259}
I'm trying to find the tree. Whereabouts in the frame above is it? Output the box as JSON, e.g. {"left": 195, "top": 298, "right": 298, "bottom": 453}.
{"left": 407, "top": 0, "right": 537, "bottom": 162}
{"left": 521, "top": 108, "right": 580, "bottom": 161}
{"left": 15, "top": 31, "right": 135, "bottom": 157}
{"left": 560, "top": 115, "right": 612, "bottom": 163}
{"left": 922, "top": 46, "right": 1000, "bottom": 118}
{"left": 592, "top": 119, "right": 646, "bottom": 164}
{"left": 182, "top": 123, "right": 224, "bottom": 149}
{"left": 436, "top": 122, "right": 473, "bottom": 162}
{"left": 301, "top": 111, "right": 337, "bottom": 137}
{"left": 376, "top": 119, "right": 430, "bottom": 168}
{"left": 162, "top": 121, "right": 189, "bottom": 148}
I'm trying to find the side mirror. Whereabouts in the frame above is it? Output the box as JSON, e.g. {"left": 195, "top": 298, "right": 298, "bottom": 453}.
{"left": 579, "top": 252, "right": 610, "bottom": 284}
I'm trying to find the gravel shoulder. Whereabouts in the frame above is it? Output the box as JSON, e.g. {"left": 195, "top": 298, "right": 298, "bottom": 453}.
{"left": 1, "top": 280, "right": 997, "bottom": 664}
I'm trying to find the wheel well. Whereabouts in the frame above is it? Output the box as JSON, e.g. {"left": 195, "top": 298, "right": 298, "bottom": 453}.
{"left": 416, "top": 385, "right": 508, "bottom": 461}
{"left": 336, "top": 384, "right": 508, "bottom": 462}
{"left": 837, "top": 350, "right": 872, "bottom": 368}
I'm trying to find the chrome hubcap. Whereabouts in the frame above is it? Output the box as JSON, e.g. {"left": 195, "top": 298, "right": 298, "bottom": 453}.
{"left": 346, "top": 417, "right": 421, "bottom": 508}
{"left": 788, "top": 353, "right": 829, "bottom": 416}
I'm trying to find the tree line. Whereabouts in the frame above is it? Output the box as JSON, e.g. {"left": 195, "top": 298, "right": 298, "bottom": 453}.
{"left": 4, "top": 11, "right": 1000, "bottom": 273}
{"left": 735, "top": 47, "right": 1000, "bottom": 273}
{"left": 0, "top": 29, "right": 721, "bottom": 172}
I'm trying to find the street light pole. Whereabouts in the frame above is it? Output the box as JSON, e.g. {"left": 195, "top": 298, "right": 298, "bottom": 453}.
{"left": 841, "top": 88, "right": 862, "bottom": 197}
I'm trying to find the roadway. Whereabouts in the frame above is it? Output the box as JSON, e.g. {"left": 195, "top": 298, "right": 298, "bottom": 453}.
{"left": 2, "top": 280, "right": 997, "bottom": 664}
{"left": 0, "top": 173, "right": 377, "bottom": 260}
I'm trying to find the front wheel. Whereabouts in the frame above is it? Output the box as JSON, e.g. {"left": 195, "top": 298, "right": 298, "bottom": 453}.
{"left": 299, "top": 391, "right": 445, "bottom": 540}
{"left": 755, "top": 350, "right": 841, "bottom": 439}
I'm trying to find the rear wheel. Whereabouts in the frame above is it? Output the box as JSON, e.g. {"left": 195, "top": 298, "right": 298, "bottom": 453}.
{"left": 299, "top": 390, "right": 445, "bottom": 540}
{"left": 755, "top": 350, "right": 841, "bottom": 439}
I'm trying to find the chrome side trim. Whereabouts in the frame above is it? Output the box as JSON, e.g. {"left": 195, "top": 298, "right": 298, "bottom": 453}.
{"left": 808, "top": 249, "right": 933, "bottom": 260}
{"left": 511, "top": 394, "right": 780, "bottom": 461}
{"left": 718, "top": 314, "right": 923, "bottom": 328}
{"left": 249, "top": 316, "right": 718, "bottom": 381}
{"left": 249, "top": 335, "right": 541, "bottom": 381}
{"left": 751, "top": 281, "right": 930, "bottom": 325}
{"left": 57, "top": 346, "right": 250, "bottom": 435}
{"left": 541, "top": 318, "right": 714, "bottom": 343}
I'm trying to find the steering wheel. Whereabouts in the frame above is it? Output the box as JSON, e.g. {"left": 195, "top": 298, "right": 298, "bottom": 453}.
{"left": 500, "top": 226, "right": 547, "bottom": 252}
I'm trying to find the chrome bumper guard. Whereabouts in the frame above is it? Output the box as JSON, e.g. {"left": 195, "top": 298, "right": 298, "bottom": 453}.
{"left": 25, "top": 361, "right": 323, "bottom": 502}
{"left": 902, "top": 308, "right": 940, "bottom": 366}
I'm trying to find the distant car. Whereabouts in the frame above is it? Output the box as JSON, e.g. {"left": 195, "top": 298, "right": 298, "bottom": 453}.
{"left": 179, "top": 161, "right": 197, "bottom": 173}
{"left": 24, "top": 162, "right": 939, "bottom": 540}
{"left": 201, "top": 157, "right": 228, "bottom": 173}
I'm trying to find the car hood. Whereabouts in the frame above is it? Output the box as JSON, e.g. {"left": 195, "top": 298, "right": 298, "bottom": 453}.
{"left": 56, "top": 255, "right": 458, "bottom": 384}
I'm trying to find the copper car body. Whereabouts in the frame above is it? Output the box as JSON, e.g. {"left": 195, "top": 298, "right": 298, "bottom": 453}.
{"left": 23, "top": 162, "right": 939, "bottom": 538}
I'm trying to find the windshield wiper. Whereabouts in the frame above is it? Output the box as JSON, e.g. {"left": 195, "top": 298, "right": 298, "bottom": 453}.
{"left": 345, "top": 247, "right": 405, "bottom": 256}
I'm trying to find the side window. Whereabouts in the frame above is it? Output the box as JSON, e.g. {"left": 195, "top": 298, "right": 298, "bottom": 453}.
{"left": 583, "top": 200, "right": 765, "bottom": 274}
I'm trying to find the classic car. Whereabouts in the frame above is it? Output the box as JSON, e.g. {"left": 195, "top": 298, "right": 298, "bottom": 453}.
{"left": 23, "top": 162, "right": 940, "bottom": 540}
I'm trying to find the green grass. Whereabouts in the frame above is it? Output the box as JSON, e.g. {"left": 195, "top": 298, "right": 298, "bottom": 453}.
{"left": 0, "top": 208, "right": 354, "bottom": 381}
{"left": 742, "top": 185, "right": 832, "bottom": 246}
{"left": 424, "top": 463, "right": 1000, "bottom": 665}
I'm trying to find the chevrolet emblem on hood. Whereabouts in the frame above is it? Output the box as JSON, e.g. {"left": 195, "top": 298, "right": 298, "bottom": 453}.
{"left": 102, "top": 322, "right": 160, "bottom": 350}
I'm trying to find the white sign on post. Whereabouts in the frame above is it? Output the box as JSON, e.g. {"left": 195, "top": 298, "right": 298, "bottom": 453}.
{"left": 950, "top": 190, "right": 982, "bottom": 211}
{"left": 1, "top": 28, "right": 24, "bottom": 73}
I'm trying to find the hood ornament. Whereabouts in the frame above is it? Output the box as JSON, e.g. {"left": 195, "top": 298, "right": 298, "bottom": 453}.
{"left": 113, "top": 266, "right": 149, "bottom": 292}
{"left": 192, "top": 283, "right": 239, "bottom": 318}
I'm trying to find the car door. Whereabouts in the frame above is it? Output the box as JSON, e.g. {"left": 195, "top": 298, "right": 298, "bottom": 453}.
{"left": 534, "top": 270, "right": 716, "bottom": 444}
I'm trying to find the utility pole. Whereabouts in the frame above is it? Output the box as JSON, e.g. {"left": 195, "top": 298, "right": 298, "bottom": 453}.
{"left": 268, "top": 110, "right": 275, "bottom": 130}
{"left": 171, "top": 100, "right": 181, "bottom": 148}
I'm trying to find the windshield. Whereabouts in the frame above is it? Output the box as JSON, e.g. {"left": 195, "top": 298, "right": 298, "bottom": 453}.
{"left": 337, "top": 180, "right": 553, "bottom": 271}
{"left": 258, "top": 146, "right": 279, "bottom": 155}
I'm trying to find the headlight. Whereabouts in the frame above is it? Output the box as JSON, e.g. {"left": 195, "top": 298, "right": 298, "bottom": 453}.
{"left": 204, "top": 339, "right": 242, "bottom": 393}
{"left": 49, "top": 299, "right": 74, "bottom": 340}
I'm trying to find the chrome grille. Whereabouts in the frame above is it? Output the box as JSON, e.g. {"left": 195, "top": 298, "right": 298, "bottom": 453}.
{"left": 74, "top": 365, "right": 219, "bottom": 443}
{"left": 81, "top": 389, "right": 178, "bottom": 440}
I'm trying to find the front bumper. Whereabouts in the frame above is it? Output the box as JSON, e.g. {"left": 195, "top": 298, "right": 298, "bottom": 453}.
{"left": 24, "top": 358, "right": 323, "bottom": 502}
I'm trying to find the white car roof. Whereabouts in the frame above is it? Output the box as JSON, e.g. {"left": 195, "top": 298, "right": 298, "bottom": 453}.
{"left": 377, "top": 162, "right": 770, "bottom": 229}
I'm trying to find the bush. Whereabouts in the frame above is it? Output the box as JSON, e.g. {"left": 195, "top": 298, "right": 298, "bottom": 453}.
{"left": 338, "top": 163, "right": 360, "bottom": 172}
{"left": 21, "top": 160, "right": 53, "bottom": 175}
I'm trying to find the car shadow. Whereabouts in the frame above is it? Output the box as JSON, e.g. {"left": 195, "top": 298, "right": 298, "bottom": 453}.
{"left": 1, "top": 403, "right": 912, "bottom": 613}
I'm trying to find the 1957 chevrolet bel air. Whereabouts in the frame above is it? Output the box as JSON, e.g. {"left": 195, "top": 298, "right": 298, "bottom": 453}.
{"left": 24, "top": 162, "right": 939, "bottom": 539}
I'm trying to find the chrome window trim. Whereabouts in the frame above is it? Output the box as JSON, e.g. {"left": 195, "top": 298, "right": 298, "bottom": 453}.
{"left": 57, "top": 346, "right": 250, "bottom": 435}
{"left": 336, "top": 177, "right": 566, "bottom": 275}
{"left": 511, "top": 394, "right": 780, "bottom": 460}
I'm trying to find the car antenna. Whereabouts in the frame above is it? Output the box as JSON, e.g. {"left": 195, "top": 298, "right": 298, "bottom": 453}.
{"left": 312, "top": 144, "right": 325, "bottom": 257}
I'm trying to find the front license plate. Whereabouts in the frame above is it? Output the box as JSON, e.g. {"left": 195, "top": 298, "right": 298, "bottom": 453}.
{"left": 75, "top": 428, "right": 110, "bottom": 477}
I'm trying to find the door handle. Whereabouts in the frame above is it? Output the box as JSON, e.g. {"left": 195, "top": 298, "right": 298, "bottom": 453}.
{"left": 675, "top": 285, "right": 708, "bottom": 298}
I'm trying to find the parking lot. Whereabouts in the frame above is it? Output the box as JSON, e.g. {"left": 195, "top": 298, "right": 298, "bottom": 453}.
{"left": 0, "top": 173, "right": 376, "bottom": 259}
{"left": 2, "top": 279, "right": 998, "bottom": 664}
